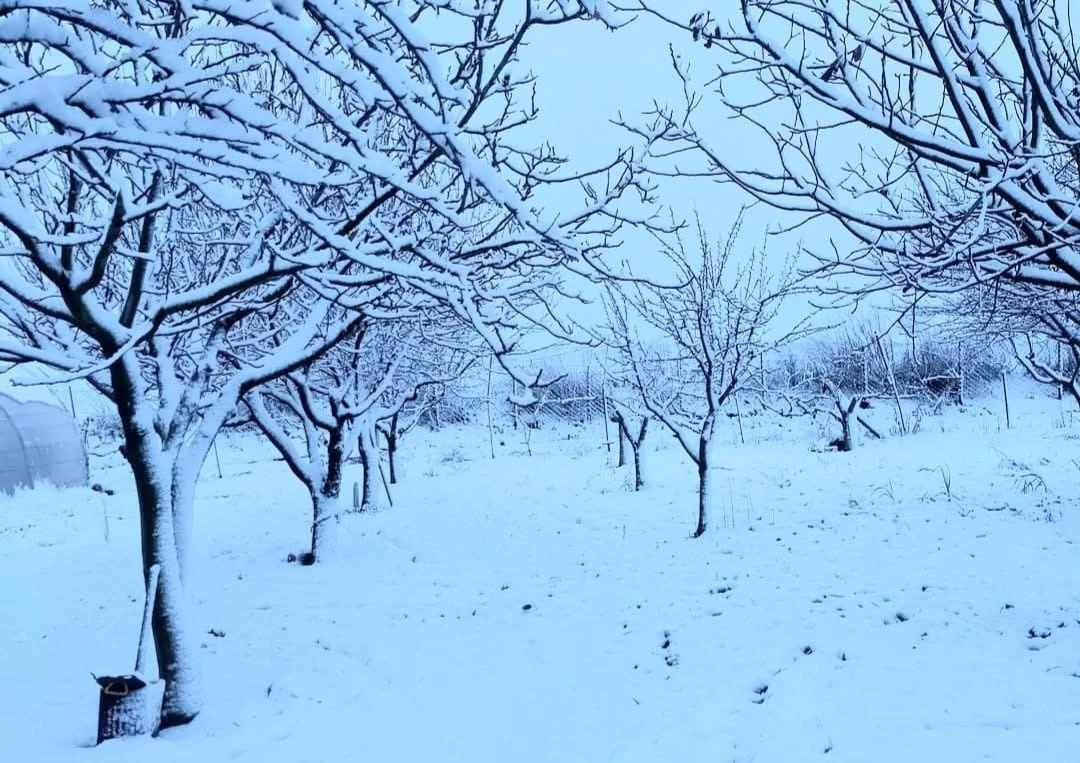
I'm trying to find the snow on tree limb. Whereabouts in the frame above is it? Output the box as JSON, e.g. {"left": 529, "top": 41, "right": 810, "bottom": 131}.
{"left": 0, "top": 0, "right": 659, "bottom": 729}
{"left": 626, "top": 0, "right": 1080, "bottom": 298}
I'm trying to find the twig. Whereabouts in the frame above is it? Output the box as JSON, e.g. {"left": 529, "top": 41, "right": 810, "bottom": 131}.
{"left": 857, "top": 415, "right": 882, "bottom": 439}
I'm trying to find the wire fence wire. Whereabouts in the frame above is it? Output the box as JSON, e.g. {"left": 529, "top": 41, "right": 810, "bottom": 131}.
{"left": 415, "top": 349, "right": 612, "bottom": 432}
{"left": 765, "top": 330, "right": 1010, "bottom": 405}
{"left": 422, "top": 332, "right": 1017, "bottom": 437}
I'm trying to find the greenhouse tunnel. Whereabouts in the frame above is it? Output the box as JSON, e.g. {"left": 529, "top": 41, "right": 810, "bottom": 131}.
{"left": 0, "top": 393, "right": 88, "bottom": 495}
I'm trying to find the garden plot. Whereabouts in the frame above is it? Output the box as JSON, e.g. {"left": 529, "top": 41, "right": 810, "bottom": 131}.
{"left": 2, "top": 392, "right": 1080, "bottom": 762}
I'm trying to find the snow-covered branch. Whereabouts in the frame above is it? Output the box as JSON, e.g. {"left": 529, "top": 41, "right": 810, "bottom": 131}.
{"left": 626, "top": 0, "right": 1080, "bottom": 298}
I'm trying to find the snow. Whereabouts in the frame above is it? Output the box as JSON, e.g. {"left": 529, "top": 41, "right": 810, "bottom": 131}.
{"left": 3, "top": 379, "right": 1080, "bottom": 760}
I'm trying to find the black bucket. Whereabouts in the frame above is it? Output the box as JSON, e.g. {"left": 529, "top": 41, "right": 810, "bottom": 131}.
{"left": 95, "top": 674, "right": 151, "bottom": 744}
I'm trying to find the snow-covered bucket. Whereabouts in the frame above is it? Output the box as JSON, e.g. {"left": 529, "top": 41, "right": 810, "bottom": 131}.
{"left": 95, "top": 673, "right": 151, "bottom": 743}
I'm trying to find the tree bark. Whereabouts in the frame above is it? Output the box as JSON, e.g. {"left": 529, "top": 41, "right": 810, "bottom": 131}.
{"left": 694, "top": 433, "right": 709, "bottom": 538}
{"left": 630, "top": 417, "right": 648, "bottom": 491}
{"left": 693, "top": 414, "right": 717, "bottom": 538}
{"left": 169, "top": 439, "right": 212, "bottom": 588}
{"left": 310, "top": 493, "right": 339, "bottom": 562}
{"left": 612, "top": 410, "right": 648, "bottom": 486}
{"left": 310, "top": 426, "right": 345, "bottom": 561}
{"left": 112, "top": 360, "right": 200, "bottom": 730}
{"left": 121, "top": 430, "right": 200, "bottom": 729}
{"left": 839, "top": 410, "right": 853, "bottom": 452}
{"left": 632, "top": 445, "right": 644, "bottom": 492}
{"left": 357, "top": 428, "right": 377, "bottom": 511}
{"left": 613, "top": 414, "right": 626, "bottom": 468}
{"left": 384, "top": 413, "right": 398, "bottom": 485}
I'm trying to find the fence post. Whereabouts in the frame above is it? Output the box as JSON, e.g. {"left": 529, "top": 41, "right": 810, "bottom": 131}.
{"left": 863, "top": 347, "right": 869, "bottom": 397}
{"left": 1057, "top": 343, "right": 1064, "bottom": 400}
{"left": 1001, "top": 372, "right": 1011, "bottom": 429}
{"left": 601, "top": 375, "right": 611, "bottom": 453}
{"left": 957, "top": 340, "right": 964, "bottom": 405}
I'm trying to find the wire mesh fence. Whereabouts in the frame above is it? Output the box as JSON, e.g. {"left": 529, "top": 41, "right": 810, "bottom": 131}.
{"left": 422, "top": 329, "right": 1020, "bottom": 441}
{"left": 763, "top": 329, "right": 1011, "bottom": 405}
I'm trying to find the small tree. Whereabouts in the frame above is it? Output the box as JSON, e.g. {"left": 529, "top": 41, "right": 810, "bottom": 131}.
{"left": 378, "top": 379, "right": 453, "bottom": 486}
{"left": 608, "top": 217, "right": 805, "bottom": 536}
{"left": 820, "top": 379, "right": 880, "bottom": 451}
{"left": 246, "top": 315, "right": 475, "bottom": 562}
{"left": 609, "top": 403, "right": 649, "bottom": 490}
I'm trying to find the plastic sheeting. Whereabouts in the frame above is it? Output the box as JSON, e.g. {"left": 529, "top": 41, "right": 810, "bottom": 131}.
{"left": 0, "top": 393, "right": 88, "bottom": 494}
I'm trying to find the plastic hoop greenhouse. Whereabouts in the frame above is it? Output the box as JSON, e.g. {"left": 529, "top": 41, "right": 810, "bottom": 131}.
{"left": 0, "top": 392, "right": 88, "bottom": 495}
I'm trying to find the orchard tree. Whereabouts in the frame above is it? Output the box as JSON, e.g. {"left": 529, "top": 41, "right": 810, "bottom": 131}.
{"left": 245, "top": 312, "right": 475, "bottom": 563}
{"left": 0, "top": 0, "right": 657, "bottom": 732}
{"left": 607, "top": 218, "right": 804, "bottom": 537}
{"left": 372, "top": 326, "right": 478, "bottom": 489}
{"left": 608, "top": 403, "right": 649, "bottom": 490}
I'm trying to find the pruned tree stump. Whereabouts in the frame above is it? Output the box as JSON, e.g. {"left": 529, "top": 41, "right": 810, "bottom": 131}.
{"left": 95, "top": 674, "right": 151, "bottom": 743}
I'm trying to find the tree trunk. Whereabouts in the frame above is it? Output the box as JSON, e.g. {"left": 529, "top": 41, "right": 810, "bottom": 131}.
{"left": 385, "top": 413, "right": 398, "bottom": 485}
{"left": 113, "top": 362, "right": 200, "bottom": 730}
{"left": 148, "top": 537, "right": 198, "bottom": 730}
{"left": 310, "top": 493, "right": 340, "bottom": 562}
{"left": 357, "top": 428, "right": 378, "bottom": 511}
{"left": 692, "top": 414, "right": 717, "bottom": 538}
{"left": 169, "top": 438, "right": 212, "bottom": 588}
{"left": 839, "top": 411, "right": 853, "bottom": 452}
{"left": 694, "top": 433, "right": 709, "bottom": 538}
{"left": 311, "top": 426, "right": 345, "bottom": 561}
{"left": 126, "top": 435, "right": 200, "bottom": 729}
{"left": 630, "top": 417, "right": 648, "bottom": 491}
{"left": 632, "top": 444, "right": 644, "bottom": 491}
{"left": 357, "top": 445, "right": 370, "bottom": 510}
{"left": 611, "top": 412, "right": 647, "bottom": 489}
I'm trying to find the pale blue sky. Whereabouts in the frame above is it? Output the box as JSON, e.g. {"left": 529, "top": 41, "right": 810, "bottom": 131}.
{"left": 516, "top": 6, "right": 862, "bottom": 339}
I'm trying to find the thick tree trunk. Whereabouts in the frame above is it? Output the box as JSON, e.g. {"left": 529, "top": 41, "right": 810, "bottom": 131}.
{"left": 310, "top": 493, "right": 339, "bottom": 562}
{"left": 125, "top": 434, "right": 201, "bottom": 729}
{"left": 839, "top": 412, "right": 853, "bottom": 452}
{"left": 170, "top": 474, "right": 195, "bottom": 587}
{"left": 150, "top": 514, "right": 200, "bottom": 730}
{"left": 169, "top": 441, "right": 211, "bottom": 587}
{"left": 113, "top": 362, "right": 200, "bottom": 730}
{"left": 310, "top": 427, "right": 345, "bottom": 561}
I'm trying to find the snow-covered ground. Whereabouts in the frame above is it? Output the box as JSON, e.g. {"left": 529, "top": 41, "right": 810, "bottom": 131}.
{"left": 3, "top": 380, "right": 1080, "bottom": 762}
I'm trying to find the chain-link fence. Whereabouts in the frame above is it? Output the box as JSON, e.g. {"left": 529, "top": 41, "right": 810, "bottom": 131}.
{"left": 405, "top": 322, "right": 1049, "bottom": 449}
{"left": 764, "top": 327, "right": 1010, "bottom": 406}
{"left": 414, "top": 347, "right": 612, "bottom": 431}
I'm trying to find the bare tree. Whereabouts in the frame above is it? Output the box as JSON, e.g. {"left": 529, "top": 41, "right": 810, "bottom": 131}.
{"left": 607, "top": 218, "right": 805, "bottom": 536}
{"left": 352, "top": 319, "right": 477, "bottom": 510}
{"left": 609, "top": 403, "right": 649, "bottom": 490}
{"left": 376, "top": 337, "right": 477, "bottom": 488}
{"left": 245, "top": 314, "right": 474, "bottom": 562}
{"left": 821, "top": 379, "right": 881, "bottom": 450}
{"left": 0, "top": 1, "right": 656, "bottom": 732}
{"left": 625, "top": 1, "right": 1080, "bottom": 310}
